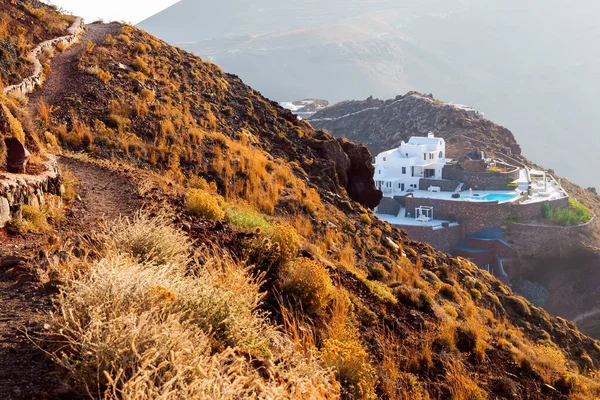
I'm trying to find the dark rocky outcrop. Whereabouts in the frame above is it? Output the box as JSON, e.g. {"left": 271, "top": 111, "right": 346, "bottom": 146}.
{"left": 5, "top": 138, "right": 31, "bottom": 174}
{"left": 340, "top": 139, "right": 383, "bottom": 209}
{"left": 305, "top": 131, "right": 382, "bottom": 209}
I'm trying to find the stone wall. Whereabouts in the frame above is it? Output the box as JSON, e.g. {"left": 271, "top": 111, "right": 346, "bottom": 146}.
{"left": 402, "top": 223, "right": 462, "bottom": 252}
{"left": 0, "top": 155, "right": 63, "bottom": 226}
{"left": 3, "top": 18, "right": 84, "bottom": 97}
{"left": 442, "top": 164, "right": 520, "bottom": 191}
{"left": 418, "top": 178, "right": 461, "bottom": 192}
{"left": 404, "top": 196, "right": 570, "bottom": 235}
{"left": 377, "top": 197, "right": 401, "bottom": 216}
{"left": 504, "top": 218, "right": 596, "bottom": 267}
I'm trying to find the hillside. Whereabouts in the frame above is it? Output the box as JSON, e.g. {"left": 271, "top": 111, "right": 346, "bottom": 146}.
{"left": 309, "top": 93, "right": 522, "bottom": 160}
{"left": 311, "top": 93, "right": 600, "bottom": 341}
{"left": 0, "top": 0, "right": 74, "bottom": 86}
{"left": 138, "top": 0, "right": 600, "bottom": 190}
{"left": 1, "top": 2, "right": 600, "bottom": 399}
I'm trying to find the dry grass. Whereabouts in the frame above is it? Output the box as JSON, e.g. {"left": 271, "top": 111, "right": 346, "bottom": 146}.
{"left": 321, "top": 337, "right": 377, "bottom": 400}
{"left": 42, "top": 212, "right": 338, "bottom": 399}
{"left": 281, "top": 258, "right": 334, "bottom": 318}
{"left": 100, "top": 209, "right": 192, "bottom": 269}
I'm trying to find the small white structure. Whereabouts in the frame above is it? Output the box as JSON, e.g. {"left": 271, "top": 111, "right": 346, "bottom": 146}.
{"left": 373, "top": 132, "right": 447, "bottom": 196}
{"left": 416, "top": 206, "right": 434, "bottom": 222}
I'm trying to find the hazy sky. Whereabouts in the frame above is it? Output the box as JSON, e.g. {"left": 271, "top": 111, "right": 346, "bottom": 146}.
{"left": 43, "top": 0, "right": 179, "bottom": 24}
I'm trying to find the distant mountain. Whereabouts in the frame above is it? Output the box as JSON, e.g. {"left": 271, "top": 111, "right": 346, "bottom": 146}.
{"left": 140, "top": 0, "right": 600, "bottom": 189}
{"left": 309, "top": 92, "right": 522, "bottom": 160}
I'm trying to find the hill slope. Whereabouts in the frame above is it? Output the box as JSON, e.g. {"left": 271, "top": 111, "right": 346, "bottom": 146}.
{"left": 311, "top": 93, "right": 600, "bottom": 341}
{"left": 138, "top": 0, "right": 600, "bottom": 190}
{"left": 1, "top": 2, "right": 600, "bottom": 398}
{"left": 309, "top": 92, "right": 522, "bottom": 160}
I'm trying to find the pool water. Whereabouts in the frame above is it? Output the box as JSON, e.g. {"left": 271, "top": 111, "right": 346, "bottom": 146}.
{"left": 466, "top": 193, "right": 519, "bottom": 202}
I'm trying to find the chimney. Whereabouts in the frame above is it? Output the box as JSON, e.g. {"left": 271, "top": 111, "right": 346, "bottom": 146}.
{"left": 428, "top": 132, "right": 434, "bottom": 138}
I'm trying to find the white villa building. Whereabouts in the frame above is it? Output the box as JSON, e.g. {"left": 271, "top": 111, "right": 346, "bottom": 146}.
{"left": 374, "top": 132, "right": 447, "bottom": 194}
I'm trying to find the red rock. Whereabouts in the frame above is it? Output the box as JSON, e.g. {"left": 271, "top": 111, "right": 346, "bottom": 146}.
{"left": 4, "top": 138, "right": 31, "bottom": 174}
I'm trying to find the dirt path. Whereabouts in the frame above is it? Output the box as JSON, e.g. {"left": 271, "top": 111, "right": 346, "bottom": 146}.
{"left": 28, "top": 22, "right": 122, "bottom": 111}
{"left": 0, "top": 156, "right": 140, "bottom": 399}
{"left": 59, "top": 156, "right": 140, "bottom": 228}
{"left": 573, "top": 306, "right": 600, "bottom": 324}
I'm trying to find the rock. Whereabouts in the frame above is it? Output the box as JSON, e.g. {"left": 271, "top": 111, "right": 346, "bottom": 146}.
{"left": 0, "top": 255, "right": 23, "bottom": 269}
{"left": 340, "top": 139, "right": 383, "bottom": 209}
{"left": 4, "top": 138, "right": 31, "bottom": 174}
{"left": 0, "top": 196, "right": 9, "bottom": 227}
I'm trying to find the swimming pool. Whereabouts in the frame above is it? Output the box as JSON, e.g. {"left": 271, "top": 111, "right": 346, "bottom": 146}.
{"left": 466, "top": 193, "right": 519, "bottom": 203}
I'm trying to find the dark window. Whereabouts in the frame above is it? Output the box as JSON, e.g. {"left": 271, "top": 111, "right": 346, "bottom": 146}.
{"left": 402, "top": 167, "right": 406, "bottom": 174}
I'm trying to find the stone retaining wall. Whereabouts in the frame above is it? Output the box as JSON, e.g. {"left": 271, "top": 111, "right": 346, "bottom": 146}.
{"left": 442, "top": 164, "right": 520, "bottom": 191}
{"left": 404, "top": 196, "right": 570, "bottom": 235}
{"left": 402, "top": 223, "right": 462, "bottom": 252}
{"left": 377, "top": 197, "right": 401, "bottom": 216}
{"left": 3, "top": 18, "right": 84, "bottom": 96}
{"left": 504, "top": 218, "right": 596, "bottom": 265}
{"left": 418, "top": 178, "right": 461, "bottom": 192}
{"left": 0, "top": 154, "right": 63, "bottom": 226}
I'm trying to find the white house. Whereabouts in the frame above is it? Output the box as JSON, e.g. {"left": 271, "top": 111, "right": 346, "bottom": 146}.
{"left": 373, "top": 132, "right": 447, "bottom": 195}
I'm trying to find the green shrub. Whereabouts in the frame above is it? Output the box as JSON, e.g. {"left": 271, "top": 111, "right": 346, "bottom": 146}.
{"left": 186, "top": 189, "right": 225, "bottom": 221}
{"left": 543, "top": 199, "right": 592, "bottom": 226}
{"left": 226, "top": 205, "right": 273, "bottom": 234}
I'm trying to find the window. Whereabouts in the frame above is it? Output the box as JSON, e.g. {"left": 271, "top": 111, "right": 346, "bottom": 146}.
{"left": 383, "top": 157, "right": 387, "bottom": 161}
{"left": 398, "top": 183, "right": 401, "bottom": 189}
{"left": 423, "top": 154, "right": 426, "bottom": 161}
{"left": 429, "top": 153, "right": 434, "bottom": 160}
{"left": 439, "top": 151, "right": 444, "bottom": 159}
{"left": 379, "top": 170, "right": 381, "bottom": 175}
{"left": 402, "top": 167, "right": 406, "bottom": 174}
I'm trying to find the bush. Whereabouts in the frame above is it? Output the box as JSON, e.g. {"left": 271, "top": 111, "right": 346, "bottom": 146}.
{"left": 44, "top": 255, "right": 336, "bottom": 398}
{"left": 186, "top": 189, "right": 225, "bottom": 221}
{"left": 543, "top": 199, "right": 592, "bottom": 226}
{"left": 281, "top": 258, "right": 334, "bottom": 317}
{"left": 504, "top": 295, "right": 531, "bottom": 317}
{"left": 132, "top": 56, "right": 151, "bottom": 75}
{"left": 226, "top": 204, "right": 273, "bottom": 234}
{"left": 101, "top": 210, "right": 191, "bottom": 269}
{"left": 359, "top": 213, "right": 371, "bottom": 224}
{"left": 271, "top": 223, "right": 301, "bottom": 264}
{"left": 321, "top": 338, "right": 377, "bottom": 400}
{"left": 22, "top": 204, "right": 51, "bottom": 233}
{"left": 438, "top": 283, "right": 460, "bottom": 302}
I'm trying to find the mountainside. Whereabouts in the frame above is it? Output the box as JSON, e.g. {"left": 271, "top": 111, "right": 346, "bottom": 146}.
{"left": 309, "top": 93, "right": 522, "bottom": 160}
{"left": 311, "top": 93, "right": 600, "bottom": 341}
{"left": 0, "top": 0, "right": 74, "bottom": 86}
{"left": 1, "top": 1, "right": 600, "bottom": 398}
{"left": 138, "top": 0, "right": 600, "bottom": 190}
